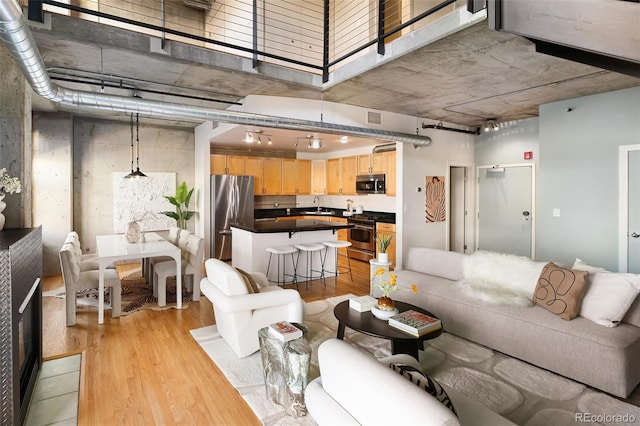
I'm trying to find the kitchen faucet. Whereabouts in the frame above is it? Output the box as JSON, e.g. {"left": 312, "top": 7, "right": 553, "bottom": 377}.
{"left": 313, "top": 195, "right": 321, "bottom": 212}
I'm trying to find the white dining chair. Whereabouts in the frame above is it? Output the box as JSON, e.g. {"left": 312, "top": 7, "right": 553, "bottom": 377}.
{"left": 153, "top": 233, "right": 204, "bottom": 307}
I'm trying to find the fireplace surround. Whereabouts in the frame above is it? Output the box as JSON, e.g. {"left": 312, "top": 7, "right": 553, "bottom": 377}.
{"left": 0, "top": 227, "right": 42, "bottom": 425}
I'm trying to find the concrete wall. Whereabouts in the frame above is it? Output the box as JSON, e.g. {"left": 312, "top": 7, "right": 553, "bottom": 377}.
{"left": 33, "top": 113, "right": 195, "bottom": 275}
{"left": 537, "top": 87, "right": 640, "bottom": 271}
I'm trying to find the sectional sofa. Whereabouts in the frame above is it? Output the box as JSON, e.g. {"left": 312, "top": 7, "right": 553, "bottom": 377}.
{"left": 374, "top": 247, "right": 640, "bottom": 398}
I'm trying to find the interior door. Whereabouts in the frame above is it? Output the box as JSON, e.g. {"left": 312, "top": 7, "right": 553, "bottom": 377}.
{"left": 449, "top": 166, "right": 467, "bottom": 253}
{"left": 628, "top": 150, "right": 640, "bottom": 273}
{"left": 477, "top": 165, "right": 533, "bottom": 257}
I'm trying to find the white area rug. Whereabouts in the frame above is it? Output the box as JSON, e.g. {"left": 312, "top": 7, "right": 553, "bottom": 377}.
{"left": 191, "top": 295, "right": 640, "bottom": 426}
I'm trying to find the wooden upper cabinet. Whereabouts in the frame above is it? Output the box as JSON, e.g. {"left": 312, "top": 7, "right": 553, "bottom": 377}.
{"left": 341, "top": 156, "right": 357, "bottom": 195}
{"left": 385, "top": 151, "right": 396, "bottom": 196}
{"left": 244, "top": 157, "right": 264, "bottom": 195}
{"left": 358, "top": 153, "right": 386, "bottom": 175}
{"left": 311, "top": 159, "right": 326, "bottom": 194}
{"left": 297, "top": 159, "right": 311, "bottom": 194}
{"left": 326, "top": 158, "right": 342, "bottom": 195}
{"left": 210, "top": 154, "right": 246, "bottom": 175}
{"left": 263, "top": 158, "right": 282, "bottom": 195}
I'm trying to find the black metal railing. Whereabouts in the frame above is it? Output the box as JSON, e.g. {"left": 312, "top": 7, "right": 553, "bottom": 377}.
{"left": 29, "top": 0, "right": 472, "bottom": 83}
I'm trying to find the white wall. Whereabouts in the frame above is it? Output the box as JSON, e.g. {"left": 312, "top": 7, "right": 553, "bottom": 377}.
{"left": 399, "top": 127, "right": 474, "bottom": 265}
{"left": 537, "top": 87, "right": 640, "bottom": 270}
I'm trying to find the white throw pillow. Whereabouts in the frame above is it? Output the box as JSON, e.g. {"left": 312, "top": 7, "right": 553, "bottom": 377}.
{"left": 572, "top": 258, "right": 607, "bottom": 274}
{"left": 579, "top": 271, "right": 640, "bottom": 327}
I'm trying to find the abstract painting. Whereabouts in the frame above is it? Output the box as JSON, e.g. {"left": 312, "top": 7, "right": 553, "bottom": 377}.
{"left": 426, "top": 176, "right": 445, "bottom": 223}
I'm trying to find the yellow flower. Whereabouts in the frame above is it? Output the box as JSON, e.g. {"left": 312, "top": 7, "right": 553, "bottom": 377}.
{"left": 411, "top": 284, "right": 418, "bottom": 294}
{"left": 389, "top": 274, "right": 397, "bottom": 285}
{"left": 375, "top": 270, "right": 398, "bottom": 298}
{"left": 373, "top": 267, "right": 385, "bottom": 277}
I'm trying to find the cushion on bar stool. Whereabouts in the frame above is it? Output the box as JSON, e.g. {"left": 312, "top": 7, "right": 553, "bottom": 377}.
{"left": 267, "top": 246, "right": 298, "bottom": 255}
{"left": 323, "top": 240, "right": 352, "bottom": 249}
{"left": 294, "top": 243, "right": 326, "bottom": 252}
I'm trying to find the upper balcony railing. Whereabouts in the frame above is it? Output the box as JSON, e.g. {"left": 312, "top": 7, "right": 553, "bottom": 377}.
{"left": 28, "top": 0, "right": 472, "bottom": 82}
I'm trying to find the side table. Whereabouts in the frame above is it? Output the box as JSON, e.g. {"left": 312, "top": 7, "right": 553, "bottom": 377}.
{"left": 258, "top": 323, "right": 312, "bottom": 417}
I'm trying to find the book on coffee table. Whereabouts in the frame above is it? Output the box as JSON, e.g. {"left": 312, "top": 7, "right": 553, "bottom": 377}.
{"left": 268, "top": 321, "right": 303, "bottom": 342}
{"left": 388, "top": 310, "right": 441, "bottom": 337}
{"left": 349, "top": 295, "right": 377, "bottom": 312}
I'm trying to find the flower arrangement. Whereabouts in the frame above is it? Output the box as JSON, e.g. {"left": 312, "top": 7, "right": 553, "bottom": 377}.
{"left": 373, "top": 267, "right": 397, "bottom": 298}
{"left": 0, "top": 168, "right": 21, "bottom": 195}
{"left": 376, "top": 232, "right": 393, "bottom": 253}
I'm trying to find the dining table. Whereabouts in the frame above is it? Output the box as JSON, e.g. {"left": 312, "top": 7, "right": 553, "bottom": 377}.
{"left": 96, "top": 232, "right": 182, "bottom": 324}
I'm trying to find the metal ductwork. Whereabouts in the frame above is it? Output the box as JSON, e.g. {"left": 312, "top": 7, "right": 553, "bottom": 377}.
{"left": 0, "top": 0, "right": 433, "bottom": 147}
{"left": 372, "top": 142, "right": 397, "bottom": 153}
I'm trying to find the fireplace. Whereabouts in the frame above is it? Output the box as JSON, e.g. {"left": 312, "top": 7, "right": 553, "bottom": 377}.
{"left": 0, "top": 227, "right": 42, "bottom": 425}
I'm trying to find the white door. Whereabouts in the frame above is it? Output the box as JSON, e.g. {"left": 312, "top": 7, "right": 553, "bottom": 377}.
{"left": 628, "top": 150, "right": 640, "bottom": 273}
{"left": 476, "top": 164, "right": 534, "bottom": 257}
{"left": 449, "top": 166, "right": 467, "bottom": 253}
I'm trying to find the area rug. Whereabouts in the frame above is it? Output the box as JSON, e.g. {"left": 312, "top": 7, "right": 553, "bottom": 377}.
{"left": 43, "top": 265, "right": 192, "bottom": 315}
{"left": 191, "top": 294, "right": 640, "bottom": 426}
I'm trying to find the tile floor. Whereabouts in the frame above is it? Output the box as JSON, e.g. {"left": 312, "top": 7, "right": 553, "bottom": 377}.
{"left": 24, "top": 354, "right": 81, "bottom": 426}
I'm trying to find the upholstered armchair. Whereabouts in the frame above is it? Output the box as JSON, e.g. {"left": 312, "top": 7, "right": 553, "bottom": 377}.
{"left": 199, "top": 258, "right": 304, "bottom": 358}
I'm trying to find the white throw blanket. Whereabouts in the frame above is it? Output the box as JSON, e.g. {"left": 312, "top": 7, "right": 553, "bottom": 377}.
{"left": 457, "top": 251, "right": 546, "bottom": 306}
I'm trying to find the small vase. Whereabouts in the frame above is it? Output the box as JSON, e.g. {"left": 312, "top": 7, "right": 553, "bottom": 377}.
{"left": 377, "top": 252, "right": 389, "bottom": 263}
{"left": 376, "top": 296, "right": 395, "bottom": 311}
{"left": 0, "top": 194, "right": 6, "bottom": 231}
{"left": 125, "top": 221, "right": 141, "bottom": 243}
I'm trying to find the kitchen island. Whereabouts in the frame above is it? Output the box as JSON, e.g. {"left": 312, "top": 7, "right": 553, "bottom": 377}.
{"left": 231, "top": 219, "right": 353, "bottom": 283}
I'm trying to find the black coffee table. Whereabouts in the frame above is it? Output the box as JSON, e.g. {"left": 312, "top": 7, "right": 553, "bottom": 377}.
{"left": 334, "top": 300, "right": 443, "bottom": 360}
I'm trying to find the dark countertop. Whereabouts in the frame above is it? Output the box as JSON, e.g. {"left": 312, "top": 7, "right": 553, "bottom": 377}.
{"left": 254, "top": 207, "right": 396, "bottom": 223}
{"left": 231, "top": 219, "right": 354, "bottom": 234}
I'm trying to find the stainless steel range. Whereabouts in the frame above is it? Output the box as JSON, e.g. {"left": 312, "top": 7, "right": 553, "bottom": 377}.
{"left": 347, "top": 215, "right": 376, "bottom": 261}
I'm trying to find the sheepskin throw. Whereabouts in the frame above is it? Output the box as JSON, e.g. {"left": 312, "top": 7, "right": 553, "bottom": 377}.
{"left": 458, "top": 251, "right": 547, "bottom": 306}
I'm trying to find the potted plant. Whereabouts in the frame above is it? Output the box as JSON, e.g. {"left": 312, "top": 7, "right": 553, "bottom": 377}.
{"left": 376, "top": 232, "right": 393, "bottom": 263}
{"left": 160, "top": 181, "right": 196, "bottom": 229}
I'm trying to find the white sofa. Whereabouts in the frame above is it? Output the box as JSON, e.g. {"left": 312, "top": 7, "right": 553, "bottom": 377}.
{"left": 305, "top": 339, "right": 516, "bottom": 426}
{"left": 384, "top": 247, "right": 640, "bottom": 398}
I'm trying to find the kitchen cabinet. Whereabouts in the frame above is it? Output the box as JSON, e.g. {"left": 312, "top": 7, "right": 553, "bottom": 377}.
{"left": 327, "top": 156, "right": 357, "bottom": 195}
{"left": 385, "top": 151, "right": 396, "bottom": 196}
{"left": 376, "top": 222, "right": 396, "bottom": 269}
{"left": 357, "top": 153, "right": 386, "bottom": 175}
{"left": 282, "top": 159, "right": 311, "bottom": 195}
{"left": 244, "top": 157, "right": 283, "bottom": 195}
{"left": 210, "top": 154, "right": 246, "bottom": 175}
{"left": 311, "top": 159, "right": 326, "bottom": 194}
{"left": 244, "top": 157, "right": 265, "bottom": 195}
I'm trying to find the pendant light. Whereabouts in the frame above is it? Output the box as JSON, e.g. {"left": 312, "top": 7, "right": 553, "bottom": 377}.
{"left": 125, "top": 113, "right": 147, "bottom": 178}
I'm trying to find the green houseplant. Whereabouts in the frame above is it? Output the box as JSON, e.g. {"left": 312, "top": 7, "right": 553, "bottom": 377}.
{"left": 376, "top": 232, "right": 393, "bottom": 253}
{"left": 161, "top": 181, "right": 195, "bottom": 229}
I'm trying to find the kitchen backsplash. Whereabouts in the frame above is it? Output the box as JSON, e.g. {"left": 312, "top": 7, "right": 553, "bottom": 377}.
{"left": 255, "top": 194, "right": 396, "bottom": 213}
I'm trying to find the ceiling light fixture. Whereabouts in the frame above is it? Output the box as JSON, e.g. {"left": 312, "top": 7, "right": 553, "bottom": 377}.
{"left": 309, "top": 138, "right": 323, "bottom": 149}
{"left": 339, "top": 136, "right": 349, "bottom": 144}
{"left": 245, "top": 131, "right": 254, "bottom": 143}
{"left": 124, "top": 113, "right": 147, "bottom": 179}
{"left": 484, "top": 119, "right": 500, "bottom": 132}
{"left": 268, "top": 136, "right": 272, "bottom": 145}
{"left": 257, "top": 136, "right": 262, "bottom": 144}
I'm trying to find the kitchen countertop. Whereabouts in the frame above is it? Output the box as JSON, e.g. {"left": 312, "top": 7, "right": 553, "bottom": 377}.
{"left": 231, "top": 219, "right": 353, "bottom": 234}
{"left": 254, "top": 207, "right": 396, "bottom": 224}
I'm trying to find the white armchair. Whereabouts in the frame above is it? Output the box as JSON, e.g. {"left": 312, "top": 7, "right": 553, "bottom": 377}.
{"left": 199, "top": 258, "right": 304, "bottom": 358}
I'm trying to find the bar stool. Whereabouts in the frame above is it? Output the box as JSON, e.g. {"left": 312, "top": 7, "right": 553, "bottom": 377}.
{"left": 266, "top": 245, "right": 298, "bottom": 288}
{"left": 294, "top": 243, "right": 326, "bottom": 289}
{"left": 322, "top": 240, "right": 353, "bottom": 285}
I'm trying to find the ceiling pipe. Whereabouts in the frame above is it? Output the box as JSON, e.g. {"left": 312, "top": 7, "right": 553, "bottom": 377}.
{"left": 422, "top": 122, "right": 480, "bottom": 135}
{"left": 372, "top": 142, "right": 396, "bottom": 153}
{"left": 0, "top": 0, "right": 433, "bottom": 147}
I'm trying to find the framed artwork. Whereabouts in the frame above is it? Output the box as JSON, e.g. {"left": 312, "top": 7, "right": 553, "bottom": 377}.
{"left": 113, "top": 172, "right": 176, "bottom": 233}
{"left": 425, "top": 176, "right": 445, "bottom": 223}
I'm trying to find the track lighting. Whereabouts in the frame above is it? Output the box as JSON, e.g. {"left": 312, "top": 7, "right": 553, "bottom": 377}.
{"left": 484, "top": 120, "right": 500, "bottom": 132}
{"left": 124, "top": 113, "right": 146, "bottom": 179}
{"left": 293, "top": 135, "right": 323, "bottom": 149}
{"left": 245, "top": 132, "right": 254, "bottom": 143}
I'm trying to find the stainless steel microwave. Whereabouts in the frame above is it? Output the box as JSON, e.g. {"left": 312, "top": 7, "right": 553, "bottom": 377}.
{"left": 355, "top": 174, "right": 385, "bottom": 194}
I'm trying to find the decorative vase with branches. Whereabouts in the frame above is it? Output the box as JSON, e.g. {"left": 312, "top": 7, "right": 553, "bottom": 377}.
{"left": 160, "top": 181, "right": 196, "bottom": 229}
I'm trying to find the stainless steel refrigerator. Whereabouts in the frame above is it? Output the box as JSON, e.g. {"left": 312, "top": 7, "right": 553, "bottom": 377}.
{"left": 211, "top": 175, "right": 254, "bottom": 261}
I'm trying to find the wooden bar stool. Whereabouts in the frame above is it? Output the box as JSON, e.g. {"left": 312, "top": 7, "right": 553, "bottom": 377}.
{"left": 266, "top": 245, "right": 299, "bottom": 288}
{"left": 294, "top": 243, "right": 326, "bottom": 289}
{"left": 322, "top": 240, "right": 353, "bottom": 285}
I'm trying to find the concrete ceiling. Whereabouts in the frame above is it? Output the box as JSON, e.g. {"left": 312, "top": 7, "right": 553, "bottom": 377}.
{"left": 28, "top": 11, "right": 639, "bottom": 153}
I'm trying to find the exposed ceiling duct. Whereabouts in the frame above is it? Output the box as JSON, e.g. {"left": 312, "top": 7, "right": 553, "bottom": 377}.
{"left": 0, "top": 0, "right": 433, "bottom": 148}
{"left": 372, "top": 143, "right": 397, "bottom": 153}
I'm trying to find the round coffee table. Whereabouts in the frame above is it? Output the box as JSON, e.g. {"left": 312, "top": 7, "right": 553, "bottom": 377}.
{"left": 334, "top": 300, "right": 443, "bottom": 360}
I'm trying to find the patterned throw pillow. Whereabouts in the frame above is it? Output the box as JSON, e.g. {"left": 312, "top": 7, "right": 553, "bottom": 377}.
{"left": 235, "top": 268, "right": 261, "bottom": 294}
{"left": 532, "top": 262, "right": 588, "bottom": 320}
{"left": 389, "top": 363, "right": 457, "bottom": 416}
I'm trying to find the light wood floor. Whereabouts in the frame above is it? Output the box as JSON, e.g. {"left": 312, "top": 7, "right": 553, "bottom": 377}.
{"left": 42, "top": 256, "right": 371, "bottom": 425}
